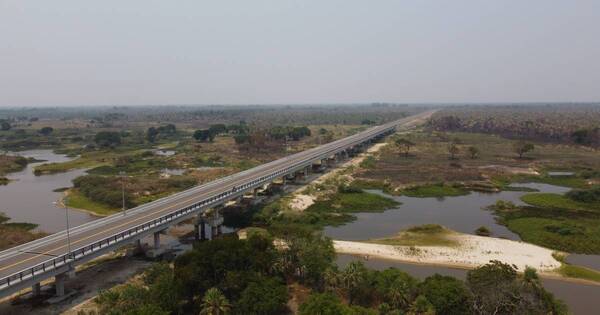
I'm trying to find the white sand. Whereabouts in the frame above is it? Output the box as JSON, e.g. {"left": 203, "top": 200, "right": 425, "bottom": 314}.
{"left": 288, "top": 142, "right": 389, "bottom": 211}
{"left": 334, "top": 234, "right": 562, "bottom": 272}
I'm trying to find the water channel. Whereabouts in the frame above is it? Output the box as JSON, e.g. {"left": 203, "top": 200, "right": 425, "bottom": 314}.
{"left": 1, "top": 151, "right": 598, "bottom": 312}
{"left": 326, "top": 184, "right": 599, "bottom": 314}
{"left": 337, "top": 254, "right": 598, "bottom": 315}
{"left": 0, "top": 150, "right": 97, "bottom": 233}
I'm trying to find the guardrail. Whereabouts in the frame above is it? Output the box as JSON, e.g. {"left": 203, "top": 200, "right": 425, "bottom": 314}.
{"left": 0, "top": 123, "right": 398, "bottom": 292}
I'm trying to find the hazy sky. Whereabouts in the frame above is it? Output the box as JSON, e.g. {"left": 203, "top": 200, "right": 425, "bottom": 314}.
{"left": 1, "top": 1, "right": 599, "bottom": 107}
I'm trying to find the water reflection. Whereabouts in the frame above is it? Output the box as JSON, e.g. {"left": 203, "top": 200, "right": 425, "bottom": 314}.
{"left": 0, "top": 150, "right": 97, "bottom": 232}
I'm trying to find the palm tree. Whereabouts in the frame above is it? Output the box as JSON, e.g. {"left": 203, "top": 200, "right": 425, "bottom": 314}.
{"left": 200, "top": 288, "right": 231, "bottom": 315}
{"left": 340, "top": 261, "right": 367, "bottom": 304}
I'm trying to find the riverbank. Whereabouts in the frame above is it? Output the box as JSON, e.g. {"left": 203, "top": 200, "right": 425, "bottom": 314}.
{"left": 333, "top": 235, "right": 600, "bottom": 286}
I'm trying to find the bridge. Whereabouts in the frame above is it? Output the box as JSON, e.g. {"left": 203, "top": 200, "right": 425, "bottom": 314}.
{"left": 0, "top": 111, "right": 432, "bottom": 298}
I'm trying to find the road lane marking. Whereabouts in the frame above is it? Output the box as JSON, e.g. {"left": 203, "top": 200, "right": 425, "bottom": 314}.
{"left": 0, "top": 114, "right": 429, "bottom": 275}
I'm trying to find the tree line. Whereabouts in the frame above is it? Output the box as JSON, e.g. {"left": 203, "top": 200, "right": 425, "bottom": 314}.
{"left": 83, "top": 230, "right": 566, "bottom": 315}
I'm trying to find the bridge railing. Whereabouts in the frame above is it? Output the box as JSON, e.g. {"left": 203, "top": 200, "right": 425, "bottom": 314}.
{"left": 0, "top": 125, "right": 398, "bottom": 292}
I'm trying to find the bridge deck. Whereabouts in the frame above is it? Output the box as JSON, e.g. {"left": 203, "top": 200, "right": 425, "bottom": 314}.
{"left": 0, "top": 111, "right": 433, "bottom": 293}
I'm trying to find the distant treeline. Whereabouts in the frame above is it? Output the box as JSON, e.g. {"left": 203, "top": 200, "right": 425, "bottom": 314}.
{"left": 429, "top": 104, "right": 600, "bottom": 147}
{"left": 0, "top": 104, "right": 428, "bottom": 127}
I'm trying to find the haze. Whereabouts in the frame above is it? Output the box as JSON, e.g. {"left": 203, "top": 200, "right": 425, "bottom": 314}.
{"left": 1, "top": 1, "right": 599, "bottom": 107}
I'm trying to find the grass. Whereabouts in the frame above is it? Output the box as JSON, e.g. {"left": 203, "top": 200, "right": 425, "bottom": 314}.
{"left": 401, "top": 183, "right": 469, "bottom": 198}
{"left": 307, "top": 191, "right": 400, "bottom": 214}
{"left": 369, "top": 224, "right": 459, "bottom": 247}
{"left": 34, "top": 156, "right": 106, "bottom": 175}
{"left": 359, "top": 156, "right": 377, "bottom": 169}
{"left": 262, "top": 190, "right": 401, "bottom": 231}
{"left": 557, "top": 263, "right": 600, "bottom": 283}
{"left": 66, "top": 189, "right": 119, "bottom": 216}
{"left": 518, "top": 175, "right": 590, "bottom": 189}
{"left": 520, "top": 193, "right": 600, "bottom": 212}
{"left": 500, "top": 215, "right": 600, "bottom": 254}
{"left": 0, "top": 213, "right": 45, "bottom": 251}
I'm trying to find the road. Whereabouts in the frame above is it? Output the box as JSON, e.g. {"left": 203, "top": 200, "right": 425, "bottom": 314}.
{"left": 0, "top": 111, "right": 433, "bottom": 292}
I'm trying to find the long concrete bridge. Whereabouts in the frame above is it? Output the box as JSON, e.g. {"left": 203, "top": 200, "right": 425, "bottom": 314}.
{"left": 0, "top": 111, "right": 432, "bottom": 298}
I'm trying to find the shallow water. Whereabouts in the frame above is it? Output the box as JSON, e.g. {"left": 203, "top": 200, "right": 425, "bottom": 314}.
{"left": 324, "top": 183, "right": 570, "bottom": 241}
{"left": 337, "top": 254, "right": 600, "bottom": 315}
{"left": 0, "top": 150, "right": 96, "bottom": 232}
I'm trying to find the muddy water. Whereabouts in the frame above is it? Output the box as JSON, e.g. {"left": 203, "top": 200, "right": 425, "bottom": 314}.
{"left": 0, "top": 150, "right": 96, "bottom": 233}
{"left": 325, "top": 184, "right": 598, "bottom": 314}
{"left": 325, "top": 183, "right": 570, "bottom": 240}
{"left": 336, "top": 254, "right": 599, "bottom": 315}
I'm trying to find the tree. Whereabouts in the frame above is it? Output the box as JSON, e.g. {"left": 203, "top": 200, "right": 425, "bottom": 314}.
{"left": 395, "top": 138, "right": 415, "bottom": 158}
{"left": 0, "top": 121, "right": 11, "bottom": 131}
{"left": 39, "top": 126, "right": 54, "bottom": 136}
{"left": 200, "top": 288, "right": 231, "bottom": 315}
{"left": 372, "top": 268, "right": 417, "bottom": 310}
{"left": 194, "top": 129, "right": 213, "bottom": 142}
{"left": 513, "top": 141, "right": 535, "bottom": 159}
{"left": 467, "top": 146, "right": 479, "bottom": 159}
{"left": 209, "top": 124, "right": 227, "bottom": 137}
{"left": 419, "top": 274, "right": 472, "bottom": 315}
{"left": 447, "top": 143, "right": 459, "bottom": 160}
{"left": 299, "top": 293, "right": 346, "bottom": 315}
{"left": 340, "top": 261, "right": 369, "bottom": 305}
{"left": 276, "top": 232, "right": 335, "bottom": 287}
{"left": 467, "top": 260, "right": 520, "bottom": 315}
{"left": 147, "top": 127, "right": 159, "bottom": 143}
{"left": 94, "top": 131, "right": 122, "bottom": 147}
{"left": 235, "top": 277, "right": 288, "bottom": 315}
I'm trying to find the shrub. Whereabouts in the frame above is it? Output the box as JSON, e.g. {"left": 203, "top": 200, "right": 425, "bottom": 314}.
{"left": 475, "top": 226, "right": 491, "bottom": 237}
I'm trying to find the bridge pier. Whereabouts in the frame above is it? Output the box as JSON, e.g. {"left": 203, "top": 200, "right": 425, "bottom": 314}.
{"left": 32, "top": 282, "right": 41, "bottom": 297}
{"left": 153, "top": 232, "right": 161, "bottom": 249}
{"left": 194, "top": 216, "right": 207, "bottom": 241}
{"left": 54, "top": 271, "right": 73, "bottom": 297}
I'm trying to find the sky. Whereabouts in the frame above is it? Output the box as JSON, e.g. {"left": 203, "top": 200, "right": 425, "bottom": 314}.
{"left": 1, "top": 1, "right": 599, "bottom": 107}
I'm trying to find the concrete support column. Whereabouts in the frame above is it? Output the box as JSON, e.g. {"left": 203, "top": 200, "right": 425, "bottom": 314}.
{"left": 194, "top": 224, "right": 200, "bottom": 241}
{"left": 153, "top": 232, "right": 160, "bottom": 249}
{"left": 32, "top": 282, "right": 41, "bottom": 297}
{"left": 253, "top": 188, "right": 259, "bottom": 198}
{"left": 55, "top": 273, "right": 67, "bottom": 297}
{"left": 201, "top": 222, "right": 207, "bottom": 240}
{"left": 211, "top": 225, "right": 218, "bottom": 238}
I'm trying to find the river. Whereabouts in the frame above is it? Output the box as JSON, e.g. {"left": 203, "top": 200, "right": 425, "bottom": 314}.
{"left": 325, "top": 184, "right": 600, "bottom": 315}
{"left": 337, "top": 254, "right": 599, "bottom": 315}
{"left": 0, "top": 150, "right": 97, "bottom": 233}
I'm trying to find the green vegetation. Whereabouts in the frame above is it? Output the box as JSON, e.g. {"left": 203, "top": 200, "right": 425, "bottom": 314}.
{"left": 359, "top": 155, "right": 376, "bottom": 169}
{"left": 65, "top": 190, "right": 119, "bottom": 216}
{"left": 0, "top": 154, "right": 29, "bottom": 177}
{"left": 66, "top": 174, "right": 197, "bottom": 216}
{"left": 370, "top": 224, "right": 459, "bottom": 247}
{"left": 503, "top": 216, "right": 600, "bottom": 254}
{"left": 491, "top": 199, "right": 600, "bottom": 254}
{"left": 475, "top": 225, "right": 491, "bottom": 236}
{"left": 84, "top": 233, "right": 562, "bottom": 315}
{"left": 257, "top": 189, "right": 400, "bottom": 231}
{"left": 0, "top": 213, "right": 45, "bottom": 251}
{"left": 521, "top": 193, "right": 600, "bottom": 212}
{"left": 557, "top": 263, "right": 600, "bottom": 283}
{"left": 402, "top": 183, "right": 469, "bottom": 198}
{"left": 519, "top": 174, "right": 590, "bottom": 189}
